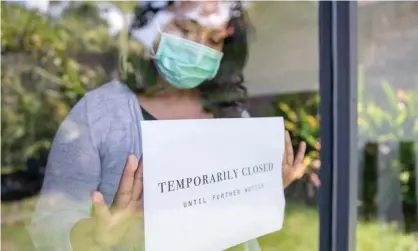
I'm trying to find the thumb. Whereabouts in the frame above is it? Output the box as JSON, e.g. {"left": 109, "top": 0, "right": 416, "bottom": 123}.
{"left": 92, "top": 191, "right": 115, "bottom": 246}
{"left": 92, "top": 191, "right": 110, "bottom": 220}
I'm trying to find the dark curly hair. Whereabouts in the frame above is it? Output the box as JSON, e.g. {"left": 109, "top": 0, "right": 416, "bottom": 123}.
{"left": 123, "top": 1, "right": 252, "bottom": 118}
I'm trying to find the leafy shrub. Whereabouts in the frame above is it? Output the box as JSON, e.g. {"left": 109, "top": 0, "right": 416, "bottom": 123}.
{"left": 1, "top": 3, "right": 113, "bottom": 172}
{"left": 274, "top": 92, "right": 320, "bottom": 203}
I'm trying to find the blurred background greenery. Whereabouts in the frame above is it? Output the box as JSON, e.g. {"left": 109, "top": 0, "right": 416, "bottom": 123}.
{"left": 2, "top": 1, "right": 418, "bottom": 251}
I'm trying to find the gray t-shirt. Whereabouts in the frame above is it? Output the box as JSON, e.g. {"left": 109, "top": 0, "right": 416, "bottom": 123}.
{"left": 28, "top": 81, "right": 258, "bottom": 251}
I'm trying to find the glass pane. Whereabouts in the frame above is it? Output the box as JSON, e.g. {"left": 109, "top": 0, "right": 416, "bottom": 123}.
{"left": 243, "top": 1, "right": 320, "bottom": 250}
{"left": 356, "top": 2, "right": 418, "bottom": 251}
{"left": 1, "top": 1, "right": 319, "bottom": 251}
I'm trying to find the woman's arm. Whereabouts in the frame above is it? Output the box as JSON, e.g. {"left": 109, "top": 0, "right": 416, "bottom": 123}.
{"left": 27, "top": 96, "right": 101, "bottom": 251}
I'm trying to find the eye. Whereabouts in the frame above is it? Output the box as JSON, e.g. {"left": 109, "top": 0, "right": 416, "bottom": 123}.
{"left": 174, "top": 19, "right": 192, "bottom": 34}
{"left": 210, "top": 38, "right": 222, "bottom": 45}
{"left": 210, "top": 32, "right": 226, "bottom": 45}
{"left": 176, "top": 23, "right": 189, "bottom": 33}
{"left": 180, "top": 26, "right": 191, "bottom": 34}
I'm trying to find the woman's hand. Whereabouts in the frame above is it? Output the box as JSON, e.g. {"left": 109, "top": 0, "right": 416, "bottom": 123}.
{"left": 282, "top": 130, "right": 308, "bottom": 188}
{"left": 92, "top": 154, "right": 144, "bottom": 246}
{"left": 70, "top": 155, "right": 144, "bottom": 250}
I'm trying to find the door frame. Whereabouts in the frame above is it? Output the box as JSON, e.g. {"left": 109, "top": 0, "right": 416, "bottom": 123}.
{"left": 318, "top": 2, "right": 358, "bottom": 251}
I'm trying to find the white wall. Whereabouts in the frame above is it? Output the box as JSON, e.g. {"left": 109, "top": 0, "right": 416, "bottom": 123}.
{"left": 243, "top": 2, "right": 418, "bottom": 97}
{"left": 244, "top": 2, "right": 319, "bottom": 97}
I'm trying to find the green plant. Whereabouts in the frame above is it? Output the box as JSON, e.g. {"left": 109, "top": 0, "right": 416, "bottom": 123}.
{"left": 357, "top": 68, "right": 418, "bottom": 228}
{"left": 274, "top": 69, "right": 418, "bottom": 225}
{"left": 273, "top": 92, "right": 321, "bottom": 203}
{"left": 357, "top": 68, "right": 418, "bottom": 142}
{"left": 275, "top": 92, "right": 321, "bottom": 179}
{"left": 1, "top": 3, "right": 112, "bottom": 172}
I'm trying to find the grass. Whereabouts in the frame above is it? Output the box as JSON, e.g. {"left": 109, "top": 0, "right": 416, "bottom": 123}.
{"left": 227, "top": 204, "right": 418, "bottom": 251}
{"left": 2, "top": 197, "right": 418, "bottom": 251}
{"left": 2, "top": 196, "right": 38, "bottom": 251}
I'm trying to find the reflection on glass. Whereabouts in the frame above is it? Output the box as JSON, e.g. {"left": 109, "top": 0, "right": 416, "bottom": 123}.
{"left": 357, "top": 2, "right": 418, "bottom": 250}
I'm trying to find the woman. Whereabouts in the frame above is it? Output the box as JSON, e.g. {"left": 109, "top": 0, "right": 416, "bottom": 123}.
{"left": 28, "top": 1, "right": 311, "bottom": 251}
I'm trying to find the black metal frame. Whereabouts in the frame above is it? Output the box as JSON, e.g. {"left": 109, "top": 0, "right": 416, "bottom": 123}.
{"left": 318, "top": 2, "right": 358, "bottom": 251}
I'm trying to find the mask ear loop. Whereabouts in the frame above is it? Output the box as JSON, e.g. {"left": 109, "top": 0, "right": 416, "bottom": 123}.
{"left": 149, "top": 18, "right": 165, "bottom": 58}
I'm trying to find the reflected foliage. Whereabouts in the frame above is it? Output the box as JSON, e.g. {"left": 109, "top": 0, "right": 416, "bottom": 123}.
{"left": 358, "top": 68, "right": 418, "bottom": 142}
{"left": 0, "top": 1, "right": 148, "bottom": 205}
{"left": 357, "top": 68, "right": 418, "bottom": 230}
{"left": 1, "top": 2, "right": 122, "bottom": 173}
{"left": 275, "top": 69, "right": 418, "bottom": 231}
{"left": 274, "top": 92, "right": 320, "bottom": 205}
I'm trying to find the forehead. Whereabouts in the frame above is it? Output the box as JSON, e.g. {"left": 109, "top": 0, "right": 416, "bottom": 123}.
{"left": 171, "top": 1, "right": 231, "bottom": 28}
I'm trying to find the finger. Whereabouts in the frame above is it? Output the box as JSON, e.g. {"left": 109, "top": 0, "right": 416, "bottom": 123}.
{"left": 294, "top": 141, "right": 306, "bottom": 167}
{"left": 311, "top": 159, "right": 321, "bottom": 171}
{"left": 92, "top": 192, "right": 111, "bottom": 239}
{"left": 132, "top": 158, "right": 144, "bottom": 201}
{"left": 285, "top": 130, "right": 294, "bottom": 165}
{"left": 309, "top": 173, "right": 321, "bottom": 187}
{"left": 92, "top": 191, "right": 110, "bottom": 220}
{"left": 113, "top": 155, "right": 138, "bottom": 209}
{"left": 282, "top": 139, "right": 287, "bottom": 167}
{"left": 293, "top": 142, "right": 308, "bottom": 179}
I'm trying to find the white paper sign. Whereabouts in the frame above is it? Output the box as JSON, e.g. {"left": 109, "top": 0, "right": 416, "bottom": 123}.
{"left": 141, "top": 117, "right": 286, "bottom": 251}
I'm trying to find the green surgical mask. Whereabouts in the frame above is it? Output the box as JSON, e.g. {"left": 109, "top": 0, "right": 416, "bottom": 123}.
{"left": 153, "top": 33, "right": 224, "bottom": 89}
